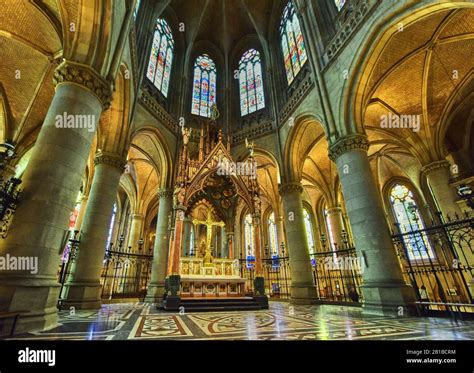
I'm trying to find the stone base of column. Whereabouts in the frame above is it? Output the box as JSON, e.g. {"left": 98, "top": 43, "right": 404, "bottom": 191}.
{"left": 62, "top": 282, "right": 102, "bottom": 310}
{"left": 290, "top": 284, "right": 318, "bottom": 305}
{"left": 144, "top": 282, "right": 166, "bottom": 305}
{"left": 0, "top": 282, "right": 60, "bottom": 334}
{"left": 361, "top": 281, "right": 416, "bottom": 317}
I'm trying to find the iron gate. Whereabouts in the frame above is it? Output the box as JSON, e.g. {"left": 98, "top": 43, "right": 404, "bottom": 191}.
{"left": 391, "top": 212, "right": 473, "bottom": 317}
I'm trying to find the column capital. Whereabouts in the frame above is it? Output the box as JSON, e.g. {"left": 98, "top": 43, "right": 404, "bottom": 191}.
{"left": 279, "top": 181, "right": 304, "bottom": 196}
{"left": 157, "top": 188, "right": 173, "bottom": 199}
{"left": 93, "top": 152, "right": 126, "bottom": 170}
{"left": 326, "top": 206, "right": 343, "bottom": 215}
{"left": 131, "top": 213, "right": 144, "bottom": 220}
{"left": 421, "top": 160, "right": 451, "bottom": 177}
{"left": 328, "top": 134, "right": 369, "bottom": 161}
{"left": 53, "top": 60, "right": 112, "bottom": 110}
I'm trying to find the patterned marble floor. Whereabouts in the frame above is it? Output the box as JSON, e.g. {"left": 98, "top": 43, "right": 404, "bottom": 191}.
{"left": 7, "top": 302, "right": 474, "bottom": 340}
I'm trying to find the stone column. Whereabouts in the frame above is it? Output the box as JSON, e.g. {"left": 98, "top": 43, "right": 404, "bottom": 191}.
{"left": 227, "top": 231, "right": 234, "bottom": 259}
{"left": 326, "top": 206, "right": 345, "bottom": 249}
{"left": 181, "top": 217, "right": 191, "bottom": 256}
{"left": 275, "top": 214, "right": 286, "bottom": 254}
{"left": 421, "top": 160, "right": 463, "bottom": 217}
{"left": 0, "top": 61, "right": 111, "bottom": 332}
{"left": 73, "top": 195, "right": 89, "bottom": 232}
{"left": 63, "top": 152, "right": 125, "bottom": 309}
{"left": 279, "top": 182, "right": 317, "bottom": 304}
{"left": 145, "top": 189, "right": 173, "bottom": 303}
{"left": 329, "top": 134, "right": 415, "bottom": 316}
{"left": 128, "top": 214, "right": 144, "bottom": 252}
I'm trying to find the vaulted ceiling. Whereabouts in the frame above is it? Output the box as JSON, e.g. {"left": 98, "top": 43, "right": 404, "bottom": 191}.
{"left": 169, "top": 0, "right": 277, "bottom": 56}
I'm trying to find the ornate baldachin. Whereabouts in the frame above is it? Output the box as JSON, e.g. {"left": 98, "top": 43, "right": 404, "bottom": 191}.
{"left": 93, "top": 152, "right": 127, "bottom": 170}
{"left": 421, "top": 160, "right": 451, "bottom": 177}
{"left": 53, "top": 60, "right": 112, "bottom": 110}
{"left": 279, "top": 182, "right": 304, "bottom": 196}
{"left": 328, "top": 134, "right": 369, "bottom": 161}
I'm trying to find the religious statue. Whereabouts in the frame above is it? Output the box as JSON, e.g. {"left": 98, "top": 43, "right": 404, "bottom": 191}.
{"left": 225, "top": 263, "right": 232, "bottom": 276}
{"left": 182, "top": 262, "right": 189, "bottom": 275}
{"left": 198, "top": 239, "right": 206, "bottom": 257}
{"left": 182, "top": 126, "right": 192, "bottom": 145}
{"left": 174, "top": 183, "right": 186, "bottom": 206}
{"left": 245, "top": 137, "right": 255, "bottom": 157}
{"left": 192, "top": 209, "right": 225, "bottom": 267}
{"left": 210, "top": 103, "right": 220, "bottom": 121}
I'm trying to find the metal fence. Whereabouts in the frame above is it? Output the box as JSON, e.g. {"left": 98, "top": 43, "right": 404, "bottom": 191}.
{"left": 391, "top": 212, "right": 473, "bottom": 318}
{"left": 100, "top": 250, "right": 153, "bottom": 299}
{"left": 57, "top": 239, "right": 153, "bottom": 308}
{"left": 310, "top": 247, "right": 364, "bottom": 305}
{"left": 239, "top": 255, "right": 292, "bottom": 299}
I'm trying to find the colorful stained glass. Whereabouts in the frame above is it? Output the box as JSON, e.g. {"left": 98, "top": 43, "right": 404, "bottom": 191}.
{"left": 390, "top": 184, "right": 434, "bottom": 260}
{"left": 238, "top": 49, "right": 265, "bottom": 116}
{"left": 133, "top": 0, "right": 141, "bottom": 19}
{"left": 268, "top": 212, "right": 278, "bottom": 255}
{"left": 191, "top": 55, "right": 217, "bottom": 118}
{"left": 146, "top": 18, "right": 174, "bottom": 97}
{"left": 304, "top": 208, "right": 316, "bottom": 254}
{"left": 244, "top": 214, "right": 254, "bottom": 256}
{"left": 335, "top": 0, "right": 346, "bottom": 11}
{"left": 280, "top": 1, "right": 308, "bottom": 85}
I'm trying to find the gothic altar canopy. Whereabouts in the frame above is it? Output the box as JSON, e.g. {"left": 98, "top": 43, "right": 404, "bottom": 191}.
{"left": 163, "top": 110, "right": 267, "bottom": 305}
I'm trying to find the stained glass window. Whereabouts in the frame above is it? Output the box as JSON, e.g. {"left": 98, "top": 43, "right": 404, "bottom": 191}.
{"left": 239, "top": 49, "right": 265, "bottom": 116}
{"left": 390, "top": 184, "right": 434, "bottom": 260}
{"left": 279, "top": 1, "right": 308, "bottom": 85}
{"left": 244, "top": 213, "right": 254, "bottom": 256}
{"left": 146, "top": 18, "right": 174, "bottom": 97}
{"left": 133, "top": 0, "right": 141, "bottom": 19}
{"left": 191, "top": 54, "right": 217, "bottom": 118}
{"left": 303, "top": 208, "right": 316, "bottom": 254}
{"left": 268, "top": 212, "right": 278, "bottom": 255}
{"left": 105, "top": 203, "right": 117, "bottom": 252}
{"left": 335, "top": 0, "right": 346, "bottom": 11}
{"left": 189, "top": 225, "right": 194, "bottom": 255}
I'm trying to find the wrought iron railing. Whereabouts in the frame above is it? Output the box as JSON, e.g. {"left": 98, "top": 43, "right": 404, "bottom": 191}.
{"left": 239, "top": 255, "right": 292, "bottom": 299}
{"left": 100, "top": 249, "right": 153, "bottom": 299}
{"left": 310, "top": 246, "right": 364, "bottom": 305}
{"left": 391, "top": 211, "right": 473, "bottom": 317}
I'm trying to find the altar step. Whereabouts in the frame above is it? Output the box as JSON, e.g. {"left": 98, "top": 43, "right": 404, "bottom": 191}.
{"left": 164, "top": 297, "right": 268, "bottom": 312}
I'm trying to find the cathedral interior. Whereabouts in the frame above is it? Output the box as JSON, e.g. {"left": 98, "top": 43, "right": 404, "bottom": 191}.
{"left": 0, "top": 0, "right": 473, "bottom": 343}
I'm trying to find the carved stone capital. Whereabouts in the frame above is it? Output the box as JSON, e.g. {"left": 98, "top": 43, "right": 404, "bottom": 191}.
{"left": 93, "top": 152, "right": 126, "bottom": 170}
{"left": 421, "top": 160, "right": 451, "bottom": 177}
{"left": 279, "top": 182, "right": 304, "bottom": 196}
{"left": 157, "top": 188, "right": 173, "bottom": 199}
{"left": 328, "top": 134, "right": 369, "bottom": 161}
{"left": 53, "top": 60, "right": 112, "bottom": 110}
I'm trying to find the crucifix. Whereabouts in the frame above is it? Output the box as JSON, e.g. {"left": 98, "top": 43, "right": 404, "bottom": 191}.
{"left": 192, "top": 209, "right": 225, "bottom": 266}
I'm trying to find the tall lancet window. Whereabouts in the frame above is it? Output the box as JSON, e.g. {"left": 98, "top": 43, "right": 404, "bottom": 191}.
{"left": 280, "top": 1, "right": 308, "bottom": 85}
{"left": 268, "top": 212, "right": 278, "bottom": 255}
{"left": 189, "top": 225, "right": 195, "bottom": 255}
{"left": 133, "top": 0, "right": 141, "bottom": 19}
{"left": 191, "top": 54, "right": 217, "bottom": 118}
{"left": 303, "top": 208, "right": 316, "bottom": 254}
{"left": 105, "top": 203, "right": 117, "bottom": 252}
{"left": 239, "top": 49, "right": 265, "bottom": 116}
{"left": 390, "top": 184, "right": 434, "bottom": 260}
{"left": 244, "top": 213, "right": 254, "bottom": 256}
{"left": 335, "top": 0, "right": 346, "bottom": 11}
{"left": 146, "top": 18, "right": 174, "bottom": 97}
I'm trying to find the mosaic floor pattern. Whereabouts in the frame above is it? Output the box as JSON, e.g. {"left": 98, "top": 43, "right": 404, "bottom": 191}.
{"left": 6, "top": 302, "right": 474, "bottom": 340}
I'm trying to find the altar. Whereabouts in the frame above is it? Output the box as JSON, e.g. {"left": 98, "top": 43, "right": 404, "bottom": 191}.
{"left": 179, "top": 257, "right": 246, "bottom": 297}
